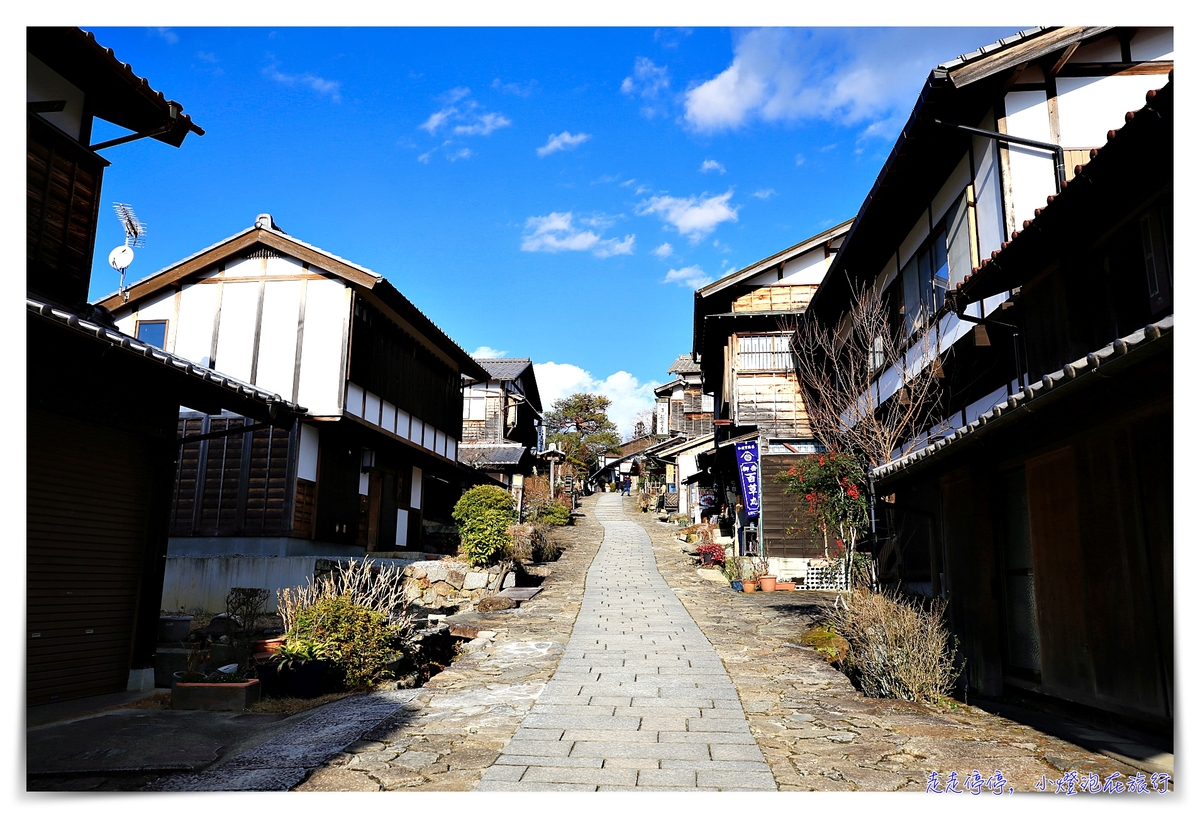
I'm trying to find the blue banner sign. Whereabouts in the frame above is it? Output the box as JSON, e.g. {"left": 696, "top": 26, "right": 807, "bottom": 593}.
{"left": 734, "top": 440, "right": 761, "bottom": 519}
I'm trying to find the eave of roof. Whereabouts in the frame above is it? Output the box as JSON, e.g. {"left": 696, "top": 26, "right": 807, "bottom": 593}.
{"left": 668, "top": 354, "right": 702, "bottom": 374}
{"left": 695, "top": 218, "right": 854, "bottom": 299}
{"left": 872, "top": 316, "right": 1172, "bottom": 486}
{"left": 956, "top": 77, "right": 1172, "bottom": 304}
{"left": 28, "top": 296, "right": 305, "bottom": 423}
{"left": 474, "top": 358, "right": 534, "bottom": 382}
{"left": 28, "top": 27, "right": 204, "bottom": 147}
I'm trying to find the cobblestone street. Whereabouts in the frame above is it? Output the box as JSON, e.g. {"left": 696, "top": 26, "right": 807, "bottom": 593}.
{"left": 290, "top": 493, "right": 1160, "bottom": 793}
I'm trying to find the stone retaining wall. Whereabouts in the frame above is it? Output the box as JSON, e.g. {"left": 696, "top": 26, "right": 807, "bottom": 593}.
{"left": 402, "top": 561, "right": 516, "bottom": 609}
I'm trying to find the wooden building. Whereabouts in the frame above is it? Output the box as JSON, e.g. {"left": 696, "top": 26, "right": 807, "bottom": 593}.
{"left": 26, "top": 28, "right": 304, "bottom": 704}
{"left": 692, "top": 221, "right": 852, "bottom": 568}
{"left": 802, "top": 27, "right": 1172, "bottom": 731}
{"left": 459, "top": 357, "right": 544, "bottom": 503}
{"left": 96, "top": 216, "right": 492, "bottom": 565}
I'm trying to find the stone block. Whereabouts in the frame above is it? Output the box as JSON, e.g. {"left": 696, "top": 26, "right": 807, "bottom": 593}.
{"left": 520, "top": 766, "right": 637, "bottom": 786}
{"left": 637, "top": 768, "right": 697, "bottom": 787}
{"left": 463, "top": 571, "right": 489, "bottom": 591}
{"left": 447, "top": 569, "right": 466, "bottom": 588}
{"left": 477, "top": 596, "right": 516, "bottom": 612}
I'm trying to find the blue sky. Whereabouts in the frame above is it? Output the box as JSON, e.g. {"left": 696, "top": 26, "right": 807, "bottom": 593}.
{"left": 84, "top": 25, "right": 1020, "bottom": 436}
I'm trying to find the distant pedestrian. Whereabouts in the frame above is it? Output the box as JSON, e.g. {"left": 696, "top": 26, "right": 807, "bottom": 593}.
{"left": 621, "top": 477, "right": 631, "bottom": 495}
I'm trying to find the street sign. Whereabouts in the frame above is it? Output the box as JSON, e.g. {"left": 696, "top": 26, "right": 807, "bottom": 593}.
{"left": 734, "top": 440, "right": 761, "bottom": 519}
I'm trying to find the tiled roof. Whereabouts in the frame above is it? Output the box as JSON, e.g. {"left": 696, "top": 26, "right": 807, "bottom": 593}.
{"left": 668, "top": 354, "right": 701, "bottom": 374}
{"left": 28, "top": 296, "right": 306, "bottom": 419}
{"left": 873, "top": 317, "right": 1172, "bottom": 482}
{"left": 957, "top": 77, "right": 1173, "bottom": 301}
{"left": 458, "top": 444, "right": 529, "bottom": 467}
{"left": 935, "top": 27, "right": 1049, "bottom": 71}
{"left": 474, "top": 358, "right": 533, "bottom": 381}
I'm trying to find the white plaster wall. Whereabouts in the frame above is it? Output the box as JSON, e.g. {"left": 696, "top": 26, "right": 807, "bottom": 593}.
{"left": 972, "top": 125, "right": 1006, "bottom": 260}
{"left": 396, "top": 409, "right": 412, "bottom": 440}
{"left": 410, "top": 466, "right": 423, "bottom": 509}
{"left": 297, "top": 424, "right": 319, "bottom": 481}
{"left": 1057, "top": 74, "right": 1168, "bottom": 148}
{"left": 898, "top": 210, "right": 930, "bottom": 269}
{"left": 295, "top": 277, "right": 348, "bottom": 415}
{"left": 173, "top": 282, "right": 220, "bottom": 368}
{"left": 214, "top": 281, "right": 259, "bottom": 382}
{"left": 1130, "top": 28, "right": 1173, "bottom": 61}
{"left": 222, "top": 256, "right": 260, "bottom": 278}
{"left": 265, "top": 255, "right": 305, "bottom": 277}
{"left": 28, "top": 54, "right": 84, "bottom": 140}
{"left": 1071, "top": 35, "right": 1122, "bottom": 63}
{"left": 779, "top": 247, "right": 828, "bottom": 284}
{"left": 381, "top": 400, "right": 396, "bottom": 433}
{"left": 255, "top": 279, "right": 302, "bottom": 399}
{"left": 345, "top": 382, "right": 364, "bottom": 417}
{"left": 395, "top": 510, "right": 409, "bottom": 547}
{"left": 931, "top": 154, "right": 972, "bottom": 227}
{"left": 1004, "top": 90, "right": 1057, "bottom": 230}
{"left": 365, "top": 391, "right": 381, "bottom": 425}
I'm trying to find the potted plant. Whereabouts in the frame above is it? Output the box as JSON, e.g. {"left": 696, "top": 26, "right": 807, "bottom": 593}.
{"left": 275, "top": 637, "right": 340, "bottom": 699}
{"left": 696, "top": 544, "right": 725, "bottom": 567}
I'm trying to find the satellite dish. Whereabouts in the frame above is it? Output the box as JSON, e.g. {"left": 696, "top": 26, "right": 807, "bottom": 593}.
{"left": 108, "top": 245, "right": 135, "bottom": 271}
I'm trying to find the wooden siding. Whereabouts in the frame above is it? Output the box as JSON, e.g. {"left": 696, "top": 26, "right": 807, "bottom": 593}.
{"left": 759, "top": 456, "right": 825, "bottom": 558}
{"left": 349, "top": 298, "right": 463, "bottom": 438}
{"left": 731, "top": 284, "right": 819, "bottom": 314}
{"left": 171, "top": 416, "right": 296, "bottom": 537}
{"left": 27, "top": 115, "right": 105, "bottom": 307}
{"left": 27, "top": 412, "right": 155, "bottom": 704}
{"left": 292, "top": 478, "right": 317, "bottom": 539}
{"left": 732, "top": 372, "right": 810, "bottom": 437}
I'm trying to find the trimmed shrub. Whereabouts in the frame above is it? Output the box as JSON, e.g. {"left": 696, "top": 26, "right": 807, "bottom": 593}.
{"left": 284, "top": 595, "right": 401, "bottom": 690}
{"left": 826, "top": 589, "right": 961, "bottom": 705}
{"left": 453, "top": 486, "right": 518, "bottom": 567}
{"left": 537, "top": 502, "right": 571, "bottom": 526}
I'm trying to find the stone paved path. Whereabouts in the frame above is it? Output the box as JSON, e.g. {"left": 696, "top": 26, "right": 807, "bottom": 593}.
{"left": 476, "top": 495, "right": 775, "bottom": 791}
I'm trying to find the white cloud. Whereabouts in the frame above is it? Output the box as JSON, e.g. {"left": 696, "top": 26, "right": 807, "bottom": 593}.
{"left": 534, "top": 362, "right": 661, "bottom": 441}
{"left": 420, "top": 88, "right": 510, "bottom": 138}
{"left": 795, "top": 153, "right": 806, "bottom": 166}
{"left": 621, "top": 57, "right": 671, "bottom": 118}
{"left": 196, "top": 51, "right": 218, "bottom": 63}
{"left": 152, "top": 27, "right": 179, "bottom": 44}
{"left": 752, "top": 188, "right": 776, "bottom": 200}
{"left": 684, "top": 27, "right": 1010, "bottom": 140}
{"left": 653, "top": 242, "right": 673, "bottom": 258}
{"left": 263, "top": 57, "right": 341, "bottom": 102}
{"left": 700, "top": 159, "right": 726, "bottom": 174}
{"left": 453, "top": 112, "right": 512, "bottom": 136}
{"left": 470, "top": 346, "right": 508, "bottom": 359}
{"left": 448, "top": 147, "right": 473, "bottom": 161}
{"left": 538, "top": 131, "right": 592, "bottom": 157}
{"left": 492, "top": 78, "right": 537, "bottom": 96}
{"left": 521, "top": 212, "right": 634, "bottom": 258}
{"left": 637, "top": 190, "right": 738, "bottom": 242}
{"left": 663, "top": 265, "right": 713, "bottom": 289}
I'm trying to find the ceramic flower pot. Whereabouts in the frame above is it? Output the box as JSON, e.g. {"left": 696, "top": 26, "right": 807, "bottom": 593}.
{"left": 742, "top": 580, "right": 758, "bottom": 593}
{"left": 758, "top": 575, "right": 777, "bottom": 593}
{"left": 776, "top": 581, "right": 796, "bottom": 591}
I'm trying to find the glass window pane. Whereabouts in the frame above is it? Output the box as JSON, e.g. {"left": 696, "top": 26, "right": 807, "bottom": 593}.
{"left": 136, "top": 321, "right": 167, "bottom": 349}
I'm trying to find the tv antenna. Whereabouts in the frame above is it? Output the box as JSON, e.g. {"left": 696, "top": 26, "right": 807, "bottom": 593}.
{"left": 109, "top": 203, "right": 147, "bottom": 303}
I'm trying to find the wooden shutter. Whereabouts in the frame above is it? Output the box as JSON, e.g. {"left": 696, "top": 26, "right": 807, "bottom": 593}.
{"left": 27, "top": 412, "right": 155, "bottom": 703}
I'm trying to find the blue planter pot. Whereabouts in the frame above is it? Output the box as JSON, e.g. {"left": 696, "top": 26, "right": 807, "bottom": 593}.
{"left": 731, "top": 580, "right": 743, "bottom": 592}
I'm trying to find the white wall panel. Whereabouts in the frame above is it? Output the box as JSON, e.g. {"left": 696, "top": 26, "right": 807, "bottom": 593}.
{"left": 214, "top": 281, "right": 259, "bottom": 382}
{"left": 174, "top": 281, "right": 220, "bottom": 367}
{"left": 255, "top": 280, "right": 302, "bottom": 398}
{"left": 898, "top": 211, "right": 930, "bottom": 269}
{"left": 365, "top": 391, "right": 381, "bottom": 426}
{"left": 298, "top": 424, "right": 319, "bottom": 481}
{"left": 295, "top": 278, "right": 347, "bottom": 415}
{"left": 345, "top": 382, "right": 364, "bottom": 417}
{"left": 223, "top": 256, "right": 260, "bottom": 278}
{"left": 436, "top": 430, "right": 446, "bottom": 458}
{"left": 1057, "top": 74, "right": 1166, "bottom": 148}
{"left": 779, "top": 248, "right": 828, "bottom": 285}
{"left": 265, "top": 254, "right": 305, "bottom": 277}
{"left": 381, "top": 401, "right": 396, "bottom": 433}
{"left": 395, "top": 510, "right": 409, "bottom": 547}
{"left": 410, "top": 466, "right": 423, "bottom": 509}
{"left": 446, "top": 439, "right": 456, "bottom": 461}
{"left": 930, "top": 154, "right": 972, "bottom": 226}
{"left": 1130, "top": 28, "right": 1173, "bottom": 61}
{"left": 972, "top": 127, "right": 1006, "bottom": 260}
{"left": 115, "top": 313, "right": 135, "bottom": 334}
{"left": 396, "top": 409, "right": 411, "bottom": 440}
{"left": 1004, "top": 91, "right": 1057, "bottom": 230}
{"left": 135, "top": 290, "right": 175, "bottom": 322}
{"left": 1070, "top": 36, "right": 1122, "bottom": 63}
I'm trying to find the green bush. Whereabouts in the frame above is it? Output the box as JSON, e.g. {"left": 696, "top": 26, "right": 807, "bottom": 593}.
{"left": 537, "top": 502, "right": 571, "bottom": 526}
{"left": 453, "top": 486, "right": 518, "bottom": 567}
{"left": 284, "top": 595, "right": 400, "bottom": 690}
